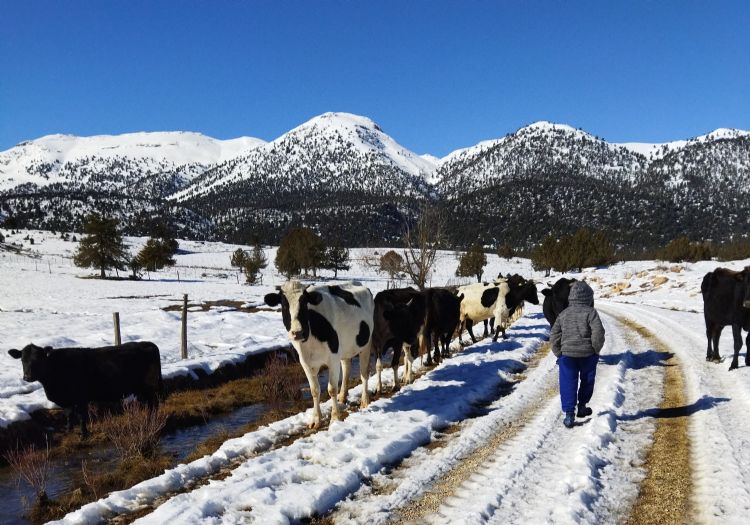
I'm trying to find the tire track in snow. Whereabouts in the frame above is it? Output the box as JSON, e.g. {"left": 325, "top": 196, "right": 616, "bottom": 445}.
{"left": 622, "top": 316, "right": 692, "bottom": 525}
{"left": 324, "top": 342, "right": 557, "bottom": 525}
{"left": 414, "top": 311, "right": 668, "bottom": 525}
{"left": 603, "top": 303, "right": 750, "bottom": 524}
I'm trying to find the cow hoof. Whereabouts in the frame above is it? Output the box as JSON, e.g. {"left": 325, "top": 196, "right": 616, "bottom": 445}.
{"left": 309, "top": 420, "right": 321, "bottom": 430}
{"left": 360, "top": 399, "right": 369, "bottom": 409}
{"left": 337, "top": 395, "right": 347, "bottom": 404}
{"left": 729, "top": 362, "right": 738, "bottom": 371}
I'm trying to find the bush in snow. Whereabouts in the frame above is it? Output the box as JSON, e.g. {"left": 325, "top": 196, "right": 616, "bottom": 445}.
{"left": 3, "top": 439, "right": 50, "bottom": 505}
{"left": 275, "top": 227, "right": 325, "bottom": 278}
{"left": 658, "top": 236, "right": 712, "bottom": 263}
{"left": 97, "top": 400, "right": 167, "bottom": 460}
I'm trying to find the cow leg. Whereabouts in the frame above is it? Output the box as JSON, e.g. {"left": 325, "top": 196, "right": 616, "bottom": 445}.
{"left": 358, "top": 346, "right": 371, "bottom": 409}
{"left": 423, "top": 332, "right": 434, "bottom": 366}
{"left": 403, "top": 343, "right": 415, "bottom": 384}
{"left": 328, "top": 361, "right": 342, "bottom": 422}
{"left": 375, "top": 354, "right": 383, "bottom": 395}
{"left": 441, "top": 334, "right": 451, "bottom": 358}
{"left": 79, "top": 404, "right": 90, "bottom": 438}
{"left": 711, "top": 326, "right": 723, "bottom": 362}
{"left": 483, "top": 319, "right": 489, "bottom": 337}
{"left": 65, "top": 408, "right": 76, "bottom": 432}
{"left": 391, "top": 340, "right": 403, "bottom": 392}
{"left": 338, "top": 358, "right": 351, "bottom": 404}
{"left": 458, "top": 320, "right": 467, "bottom": 346}
{"left": 301, "top": 364, "right": 322, "bottom": 429}
{"left": 729, "top": 325, "right": 742, "bottom": 371}
{"left": 467, "top": 319, "right": 478, "bottom": 344}
{"left": 706, "top": 320, "right": 714, "bottom": 361}
{"left": 432, "top": 335, "right": 441, "bottom": 364}
{"left": 746, "top": 331, "right": 750, "bottom": 367}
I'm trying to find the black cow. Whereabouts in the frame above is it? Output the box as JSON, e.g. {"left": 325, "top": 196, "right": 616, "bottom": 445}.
{"left": 422, "top": 288, "right": 462, "bottom": 365}
{"left": 8, "top": 341, "right": 163, "bottom": 437}
{"left": 373, "top": 288, "right": 426, "bottom": 392}
{"left": 701, "top": 267, "right": 750, "bottom": 370}
{"left": 541, "top": 278, "right": 578, "bottom": 325}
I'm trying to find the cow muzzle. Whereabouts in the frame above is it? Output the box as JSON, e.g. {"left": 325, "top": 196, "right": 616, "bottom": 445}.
{"left": 290, "top": 330, "right": 305, "bottom": 341}
{"left": 743, "top": 300, "right": 750, "bottom": 309}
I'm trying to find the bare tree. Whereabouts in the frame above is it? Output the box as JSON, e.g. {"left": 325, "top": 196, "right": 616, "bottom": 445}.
{"left": 402, "top": 205, "right": 445, "bottom": 290}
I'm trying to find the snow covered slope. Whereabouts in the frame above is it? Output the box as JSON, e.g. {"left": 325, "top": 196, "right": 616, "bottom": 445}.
{"left": 172, "top": 112, "right": 435, "bottom": 202}
{"left": 0, "top": 131, "right": 265, "bottom": 191}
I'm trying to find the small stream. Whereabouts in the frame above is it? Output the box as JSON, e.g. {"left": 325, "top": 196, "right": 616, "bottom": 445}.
{"left": 0, "top": 351, "right": 383, "bottom": 525}
{"left": 0, "top": 403, "right": 267, "bottom": 525}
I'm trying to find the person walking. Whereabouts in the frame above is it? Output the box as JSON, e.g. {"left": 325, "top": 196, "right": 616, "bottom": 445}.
{"left": 549, "top": 280, "right": 605, "bottom": 428}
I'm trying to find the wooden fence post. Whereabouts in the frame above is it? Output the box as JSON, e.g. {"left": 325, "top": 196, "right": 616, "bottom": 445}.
{"left": 181, "top": 294, "right": 188, "bottom": 359}
{"left": 113, "top": 312, "right": 121, "bottom": 347}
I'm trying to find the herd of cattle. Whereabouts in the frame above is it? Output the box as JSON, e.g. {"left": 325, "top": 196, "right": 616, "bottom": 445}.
{"left": 262, "top": 274, "right": 542, "bottom": 428}
{"left": 6, "top": 266, "right": 750, "bottom": 434}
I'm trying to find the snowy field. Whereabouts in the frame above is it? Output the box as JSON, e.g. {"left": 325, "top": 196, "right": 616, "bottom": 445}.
{"left": 3, "top": 229, "right": 750, "bottom": 524}
{"left": 0, "top": 229, "right": 535, "bottom": 426}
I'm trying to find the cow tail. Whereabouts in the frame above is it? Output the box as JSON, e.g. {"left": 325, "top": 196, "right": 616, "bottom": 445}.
{"left": 701, "top": 272, "right": 713, "bottom": 298}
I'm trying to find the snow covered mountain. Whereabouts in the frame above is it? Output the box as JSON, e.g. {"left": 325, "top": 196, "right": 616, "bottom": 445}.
{"left": 0, "top": 115, "right": 748, "bottom": 247}
{"left": 436, "top": 122, "right": 750, "bottom": 248}
{"left": 176, "top": 112, "right": 436, "bottom": 243}
{"left": 0, "top": 131, "right": 265, "bottom": 192}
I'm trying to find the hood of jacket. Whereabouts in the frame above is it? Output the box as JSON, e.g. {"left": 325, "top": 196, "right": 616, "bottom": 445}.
{"left": 568, "top": 281, "right": 594, "bottom": 306}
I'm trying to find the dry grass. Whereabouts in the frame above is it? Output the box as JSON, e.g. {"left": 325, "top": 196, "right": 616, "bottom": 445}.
{"left": 622, "top": 319, "right": 693, "bottom": 525}
{"left": 4, "top": 437, "right": 51, "bottom": 505}
{"left": 97, "top": 401, "right": 167, "bottom": 460}
{"left": 260, "top": 353, "right": 305, "bottom": 410}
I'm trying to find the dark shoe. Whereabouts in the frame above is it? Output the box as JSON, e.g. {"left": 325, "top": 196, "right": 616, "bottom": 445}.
{"left": 563, "top": 412, "right": 575, "bottom": 428}
{"left": 577, "top": 405, "right": 592, "bottom": 418}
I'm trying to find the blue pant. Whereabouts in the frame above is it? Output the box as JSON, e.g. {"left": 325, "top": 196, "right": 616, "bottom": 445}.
{"left": 558, "top": 354, "right": 599, "bottom": 414}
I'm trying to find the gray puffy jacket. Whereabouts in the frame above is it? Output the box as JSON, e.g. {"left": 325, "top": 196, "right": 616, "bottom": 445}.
{"left": 549, "top": 281, "right": 605, "bottom": 358}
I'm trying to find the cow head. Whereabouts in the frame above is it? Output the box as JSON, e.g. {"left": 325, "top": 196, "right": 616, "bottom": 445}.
{"left": 264, "top": 281, "right": 323, "bottom": 342}
{"left": 382, "top": 298, "right": 423, "bottom": 345}
{"left": 7, "top": 344, "right": 53, "bottom": 383}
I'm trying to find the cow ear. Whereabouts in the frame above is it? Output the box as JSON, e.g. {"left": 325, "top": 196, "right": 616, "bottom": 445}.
{"left": 541, "top": 289, "right": 551, "bottom": 297}
{"left": 305, "top": 291, "right": 323, "bottom": 305}
{"left": 8, "top": 349, "right": 21, "bottom": 359}
{"left": 457, "top": 293, "right": 465, "bottom": 302}
{"left": 264, "top": 293, "right": 282, "bottom": 307}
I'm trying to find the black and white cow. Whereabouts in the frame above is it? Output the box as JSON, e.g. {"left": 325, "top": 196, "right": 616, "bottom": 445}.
{"left": 372, "top": 287, "right": 426, "bottom": 392}
{"left": 492, "top": 275, "right": 539, "bottom": 338}
{"left": 457, "top": 281, "right": 511, "bottom": 345}
{"left": 541, "top": 277, "right": 577, "bottom": 326}
{"left": 7, "top": 341, "right": 162, "bottom": 437}
{"left": 701, "top": 267, "right": 750, "bottom": 370}
{"left": 264, "top": 281, "right": 374, "bottom": 428}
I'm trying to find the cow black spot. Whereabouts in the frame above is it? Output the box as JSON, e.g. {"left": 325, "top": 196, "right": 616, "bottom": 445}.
{"left": 280, "top": 296, "right": 291, "bottom": 331}
{"left": 356, "top": 321, "right": 370, "bottom": 347}
{"left": 308, "top": 310, "right": 339, "bottom": 354}
{"left": 481, "top": 287, "right": 499, "bottom": 308}
{"left": 328, "top": 285, "right": 361, "bottom": 307}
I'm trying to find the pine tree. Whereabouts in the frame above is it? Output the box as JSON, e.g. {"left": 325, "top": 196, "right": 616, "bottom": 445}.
{"left": 243, "top": 242, "right": 268, "bottom": 284}
{"left": 323, "top": 245, "right": 350, "bottom": 278}
{"left": 230, "top": 248, "right": 248, "bottom": 268}
{"left": 73, "top": 214, "right": 129, "bottom": 278}
{"left": 136, "top": 237, "right": 178, "bottom": 273}
{"left": 456, "top": 244, "right": 487, "bottom": 282}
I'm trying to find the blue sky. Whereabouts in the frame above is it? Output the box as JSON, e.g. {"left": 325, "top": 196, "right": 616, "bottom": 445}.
{"left": 1, "top": 1, "right": 748, "bottom": 156}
